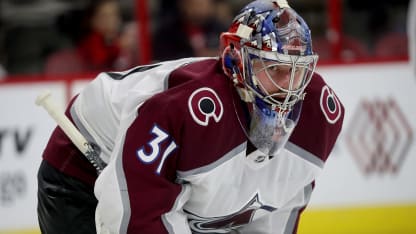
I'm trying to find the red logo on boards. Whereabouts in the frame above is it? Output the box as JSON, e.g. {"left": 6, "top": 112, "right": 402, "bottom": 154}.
{"left": 345, "top": 98, "right": 413, "bottom": 175}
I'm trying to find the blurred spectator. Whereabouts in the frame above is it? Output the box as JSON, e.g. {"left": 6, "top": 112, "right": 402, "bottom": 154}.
{"left": 77, "top": 0, "right": 137, "bottom": 71}
{"left": 115, "top": 21, "right": 139, "bottom": 69}
{"left": 44, "top": 47, "right": 86, "bottom": 75}
{"left": 152, "top": 0, "right": 228, "bottom": 61}
{"left": 312, "top": 35, "right": 370, "bottom": 62}
{"left": 367, "top": 3, "right": 408, "bottom": 58}
{"left": 45, "top": 0, "right": 138, "bottom": 75}
{"left": 213, "top": 0, "right": 234, "bottom": 29}
{"left": 373, "top": 32, "right": 408, "bottom": 58}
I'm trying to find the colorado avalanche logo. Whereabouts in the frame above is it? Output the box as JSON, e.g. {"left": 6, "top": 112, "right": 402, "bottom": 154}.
{"left": 185, "top": 194, "right": 276, "bottom": 233}
{"left": 188, "top": 87, "right": 224, "bottom": 126}
{"left": 320, "top": 85, "right": 342, "bottom": 124}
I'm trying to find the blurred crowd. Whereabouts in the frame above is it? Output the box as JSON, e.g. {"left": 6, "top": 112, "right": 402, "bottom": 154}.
{"left": 45, "top": 0, "right": 138, "bottom": 75}
{"left": 0, "top": 0, "right": 411, "bottom": 78}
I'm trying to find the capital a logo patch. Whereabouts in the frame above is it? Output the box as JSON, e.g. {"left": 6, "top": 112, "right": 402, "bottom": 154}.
{"left": 188, "top": 87, "right": 224, "bottom": 126}
{"left": 320, "top": 85, "right": 342, "bottom": 124}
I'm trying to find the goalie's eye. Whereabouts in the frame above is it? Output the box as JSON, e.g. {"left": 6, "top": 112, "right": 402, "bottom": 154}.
{"left": 265, "top": 65, "right": 291, "bottom": 76}
{"left": 267, "top": 66, "right": 302, "bottom": 76}
{"left": 267, "top": 65, "right": 279, "bottom": 72}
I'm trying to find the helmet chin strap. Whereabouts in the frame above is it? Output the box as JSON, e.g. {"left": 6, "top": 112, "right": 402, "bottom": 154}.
{"left": 229, "top": 83, "right": 253, "bottom": 146}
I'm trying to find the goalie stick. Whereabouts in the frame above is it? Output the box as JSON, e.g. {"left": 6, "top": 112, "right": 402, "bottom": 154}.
{"left": 35, "top": 91, "right": 106, "bottom": 174}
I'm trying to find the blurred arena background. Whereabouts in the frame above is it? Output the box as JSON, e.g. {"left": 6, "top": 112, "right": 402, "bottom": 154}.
{"left": 0, "top": 0, "right": 415, "bottom": 233}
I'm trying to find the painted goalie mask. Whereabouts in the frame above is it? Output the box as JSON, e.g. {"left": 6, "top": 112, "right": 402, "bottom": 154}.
{"left": 221, "top": 0, "right": 319, "bottom": 156}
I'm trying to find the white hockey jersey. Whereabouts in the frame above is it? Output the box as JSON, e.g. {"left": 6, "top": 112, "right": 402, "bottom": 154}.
{"left": 69, "top": 58, "right": 343, "bottom": 233}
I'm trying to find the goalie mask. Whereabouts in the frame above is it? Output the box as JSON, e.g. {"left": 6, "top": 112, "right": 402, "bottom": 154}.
{"left": 221, "top": 0, "right": 318, "bottom": 156}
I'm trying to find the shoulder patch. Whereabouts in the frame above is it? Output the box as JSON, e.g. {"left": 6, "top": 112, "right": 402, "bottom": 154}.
{"left": 188, "top": 87, "right": 224, "bottom": 126}
{"left": 320, "top": 85, "right": 342, "bottom": 124}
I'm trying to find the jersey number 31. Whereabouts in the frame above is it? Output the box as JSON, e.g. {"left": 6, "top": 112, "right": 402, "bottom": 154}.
{"left": 136, "top": 125, "right": 178, "bottom": 174}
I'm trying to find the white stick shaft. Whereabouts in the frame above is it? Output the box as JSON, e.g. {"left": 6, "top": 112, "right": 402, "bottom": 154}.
{"left": 36, "top": 91, "right": 89, "bottom": 155}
